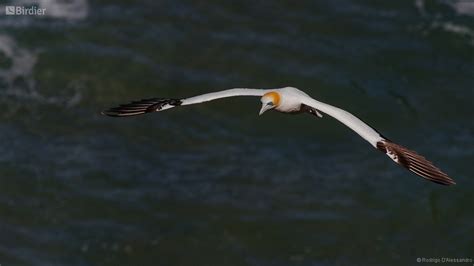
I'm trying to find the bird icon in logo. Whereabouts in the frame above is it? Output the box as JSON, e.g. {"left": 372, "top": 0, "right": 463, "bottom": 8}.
{"left": 5, "top": 6, "right": 16, "bottom": 15}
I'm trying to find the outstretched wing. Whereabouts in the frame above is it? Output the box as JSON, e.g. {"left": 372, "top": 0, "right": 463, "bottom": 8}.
{"left": 101, "top": 98, "right": 183, "bottom": 117}
{"left": 376, "top": 140, "right": 455, "bottom": 185}
{"left": 301, "top": 96, "right": 455, "bottom": 186}
{"left": 102, "top": 88, "right": 268, "bottom": 117}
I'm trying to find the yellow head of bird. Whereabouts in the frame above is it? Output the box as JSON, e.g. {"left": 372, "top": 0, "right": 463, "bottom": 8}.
{"left": 259, "top": 91, "right": 280, "bottom": 115}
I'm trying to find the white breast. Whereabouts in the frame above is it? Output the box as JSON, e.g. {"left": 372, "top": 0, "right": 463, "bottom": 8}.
{"left": 274, "top": 87, "right": 308, "bottom": 113}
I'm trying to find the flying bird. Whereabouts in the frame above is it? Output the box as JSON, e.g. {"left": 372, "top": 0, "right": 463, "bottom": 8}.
{"left": 102, "top": 86, "right": 455, "bottom": 186}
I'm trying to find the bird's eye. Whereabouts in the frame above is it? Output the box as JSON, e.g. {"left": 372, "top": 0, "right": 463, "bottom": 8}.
{"left": 267, "top": 102, "right": 274, "bottom": 106}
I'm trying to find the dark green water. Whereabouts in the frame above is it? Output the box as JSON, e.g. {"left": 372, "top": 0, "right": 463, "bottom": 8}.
{"left": 0, "top": 0, "right": 473, "bottom": 265}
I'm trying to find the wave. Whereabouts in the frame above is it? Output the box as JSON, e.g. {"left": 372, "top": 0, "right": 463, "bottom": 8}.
{"left": 0, "top": 0, "right": 88, "bottom": 110}
{"left": 0, "top": 34, "right": 37, "bottom": 94}
{"left": 415, "top": 0, "right": 474, "bottom": 45}
{"left": 0, "top": 34, "right": 82, "bottom": 110}
{"left": 446, "top": 0, "right": 474, "bottom": 16}
{"left": 416, "top": 0, "right": 474, "bottom": 17}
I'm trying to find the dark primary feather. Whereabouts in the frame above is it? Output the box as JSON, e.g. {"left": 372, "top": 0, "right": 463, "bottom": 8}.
{"left": 102, "top": 98, "right": 182, "bottom": 117}
{"left": 377, "top": 140, "right": 455, "bottom": 186}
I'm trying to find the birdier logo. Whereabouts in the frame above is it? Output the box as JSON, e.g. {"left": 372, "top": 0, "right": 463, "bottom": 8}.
{"left": 5, "top": 6, "right": 15, "bottom": 15}
{"left": 5, "top": 5, "right": 46, "bottom": 15}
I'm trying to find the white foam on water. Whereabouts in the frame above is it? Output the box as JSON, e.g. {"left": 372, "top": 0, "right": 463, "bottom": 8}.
{"left": 414, "top": 0, "right": 426, "bottom": 16}
{"left": 439, "top": 21, "right": 474, "bottom": 45}
{"left": 440, "top": 21, "right": 474, "bottom": 36}
{"left": 416, "top": 0, "right": 474, "bottom": 17}
{"left": 0, "top": 0, "right": 87, "bottom": 108}
{"left": 0, "top": 34, "right": 82, "bottom": 107}
{"left": 414, "top": 0, "right": 474, "bottom": 45}
{"left": 0, "top": 34, "right": 37, "bottom": 89}
{"left": 445, "top": 0, "right": 474, "bottom": 16}
{"left": 38, "top": 0, "right": 89, "bottom": 20}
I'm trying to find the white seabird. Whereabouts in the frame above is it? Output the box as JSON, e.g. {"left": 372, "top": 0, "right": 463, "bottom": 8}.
{"left": 102, "top": 86, "right": 455, "bottom": 186}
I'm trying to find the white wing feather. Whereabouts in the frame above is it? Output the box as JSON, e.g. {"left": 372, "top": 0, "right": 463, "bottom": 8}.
{"left": 299, "top": 94, "right": 454, "bottom": 185}
{"left": 102, "top": 88, "right": 269, "bottom": 116}
{"left": 301, "top": 96, "right": 384, "bottom": 147}
{"left": 182, "top": 88, "right": 269, "bottom": 105}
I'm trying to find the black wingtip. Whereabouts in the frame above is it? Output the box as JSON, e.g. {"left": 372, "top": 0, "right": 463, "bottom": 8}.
{"left": 101, "top": 98, "right": 183, "bottom": 118}
{"left": 377, "top": 140, "right": 456, "bottom": 186}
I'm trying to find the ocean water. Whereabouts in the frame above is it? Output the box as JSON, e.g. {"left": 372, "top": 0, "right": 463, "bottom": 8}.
{"left": 0, "top": 0, "right": 473, "bottom": 265}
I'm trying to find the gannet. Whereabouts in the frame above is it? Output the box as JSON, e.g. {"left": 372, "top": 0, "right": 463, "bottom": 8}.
{"left": 102, "top": 86, "right": 455, "bottom": 186}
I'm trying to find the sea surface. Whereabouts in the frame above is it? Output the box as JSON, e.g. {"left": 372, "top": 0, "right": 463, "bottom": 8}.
{"left": 0, "top": 0, "right": 473, "bottom": 265}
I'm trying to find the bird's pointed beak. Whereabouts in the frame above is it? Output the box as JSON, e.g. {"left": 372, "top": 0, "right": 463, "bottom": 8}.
{"left": 259, "top": 104, "right": 271, "bottom": 116}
